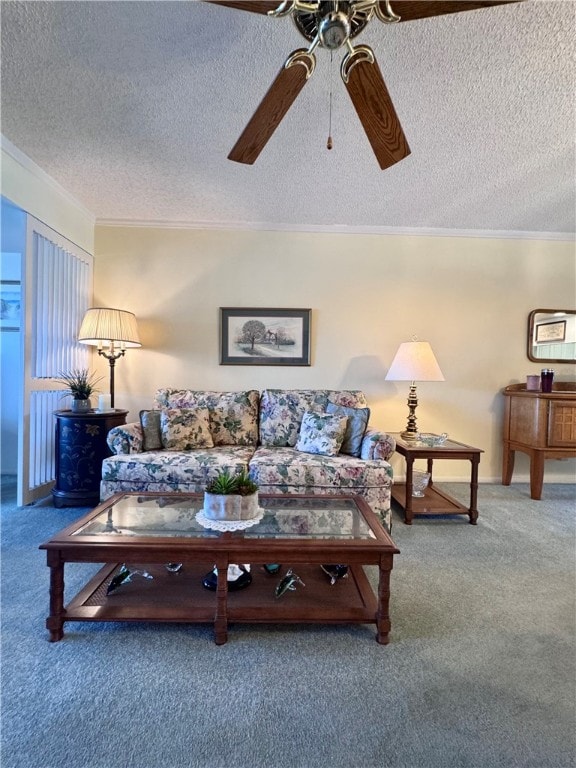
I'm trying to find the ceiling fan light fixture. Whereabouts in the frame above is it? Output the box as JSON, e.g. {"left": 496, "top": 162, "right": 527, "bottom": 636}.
{"left": 318, "top": 11, "right": 351, "bottom": 49}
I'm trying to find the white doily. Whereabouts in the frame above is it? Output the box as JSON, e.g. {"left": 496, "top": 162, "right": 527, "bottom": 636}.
{"left": 195, "top": 508, "right": 264, "bottom": 532}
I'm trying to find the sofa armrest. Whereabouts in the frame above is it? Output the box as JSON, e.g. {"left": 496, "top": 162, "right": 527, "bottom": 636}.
{"left": 360, "top": 430, "right": 396, "bottom": 461}
{"left": 107, "top": 422, "right": 144, "bottom": 454}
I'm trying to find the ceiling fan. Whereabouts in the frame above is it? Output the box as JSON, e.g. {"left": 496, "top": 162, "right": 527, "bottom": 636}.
{"left": 207, "top": 0, "right": 524, "bottom": 169}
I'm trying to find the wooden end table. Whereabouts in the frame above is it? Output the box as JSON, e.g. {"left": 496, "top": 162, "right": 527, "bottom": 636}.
{"left": 389, "top": 434, "right": 483, "bottom": 525}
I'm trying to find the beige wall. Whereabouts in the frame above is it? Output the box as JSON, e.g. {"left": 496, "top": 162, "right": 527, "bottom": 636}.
{"left": 94, "top": 225, "right": 576, "bottom": 483}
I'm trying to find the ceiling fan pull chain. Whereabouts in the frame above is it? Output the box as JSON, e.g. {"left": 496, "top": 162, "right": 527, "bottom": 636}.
{"left": 327, "top": 51, "right": 334, "bottom": 150}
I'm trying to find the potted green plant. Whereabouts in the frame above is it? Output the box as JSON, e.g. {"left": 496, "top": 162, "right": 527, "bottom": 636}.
{"left": 54, "top": 368, "right": 102, "bottom": 413}
{"left": 204, "top": 468, "right": 259, "bottom": 521}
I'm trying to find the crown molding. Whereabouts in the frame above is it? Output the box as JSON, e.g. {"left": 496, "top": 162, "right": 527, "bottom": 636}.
{"left": 1, "top": 134, "right": 96, "bottom": 223}
{"left": 95, "top": 217, "right": 574, "bottom": 242}
{"left": 2, "top": 136, "right": 572, "bottom": 242}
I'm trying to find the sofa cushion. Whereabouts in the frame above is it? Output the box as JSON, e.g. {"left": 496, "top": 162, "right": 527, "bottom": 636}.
{"left": 139, "top": 410, "right": 162, "bottom": 451}
{"left": 259, "top": 389, "right": 369, "bottom": 447}
{"left": 160, "top": 408, "right": 214, "bottom": 450}
{"left": 102, "top": 446, "right": 255, "bottom": 486}
{"left": 248, "top": 446, "right": 393, "bottom": 491}
{"left": 295, "top": 412, "right": 348, "bottom": 457}
{"left": 154, "top": 389, "right": 259, "bottom": 446}
{"left": 326, "top": 402, "right": 370, "bottom": 457}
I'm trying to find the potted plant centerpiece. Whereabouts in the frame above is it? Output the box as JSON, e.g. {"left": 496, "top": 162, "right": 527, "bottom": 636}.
{"left": 204, "top": 469, "right": 259, "bottom": 521}
{"left": 54, "top": 368, "right": 103, "bottom": 413}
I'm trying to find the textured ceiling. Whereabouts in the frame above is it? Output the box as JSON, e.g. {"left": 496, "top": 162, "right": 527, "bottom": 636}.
{"left": 1, "top": 0, "right": 575, "bottom": 236}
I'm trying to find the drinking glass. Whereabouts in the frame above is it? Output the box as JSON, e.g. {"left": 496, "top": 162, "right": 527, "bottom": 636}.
{"left": 540, "top": 369, "right": 554, "bottom": 393}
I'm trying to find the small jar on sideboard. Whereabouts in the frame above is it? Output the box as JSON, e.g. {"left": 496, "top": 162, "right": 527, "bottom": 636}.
{"left": 52, "top": 409, "right": 128, "bottom": 508}
{"left": 502, "top": 383, "right": 576, "bottom": 499}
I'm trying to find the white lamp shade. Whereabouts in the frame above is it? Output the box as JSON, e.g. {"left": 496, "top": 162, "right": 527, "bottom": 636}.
{"left": 385, "top": 340, "right": 444, "bottom": 382}
{"left": 78, "top": 308, "right": 141, "bottom": 348}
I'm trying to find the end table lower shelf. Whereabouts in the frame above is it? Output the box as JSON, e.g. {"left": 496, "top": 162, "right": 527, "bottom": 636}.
{"left": 391, "top": 483, "right": 477, "bottom": 524}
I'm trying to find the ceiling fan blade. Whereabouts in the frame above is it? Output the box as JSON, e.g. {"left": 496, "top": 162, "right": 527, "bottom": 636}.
{"left": 228, "top": 50, "right": 315, "bottom": 165}
{"left": 205, "top": 1, "right": 280, "bottom": 15}
{"left": 382, "top": 1, "right": 524, "bottom": 23}
{"left": 342, "top": 46, "right": 410, "bottom": 170}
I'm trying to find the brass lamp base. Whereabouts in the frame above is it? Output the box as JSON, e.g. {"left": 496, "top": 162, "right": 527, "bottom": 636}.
{"left": 98, "top": 345, "right": 126, "bottom": 409}
{"left": 401, "top": 381, "right": 419, "bottom": 440}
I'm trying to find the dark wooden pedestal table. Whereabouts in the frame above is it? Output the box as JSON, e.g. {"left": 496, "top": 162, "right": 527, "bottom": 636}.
{"left": 390, "top": 434, "right": 483, "bottom": 525}
{"left": 52, "top": 409, "right": 128, "bottom": 508}
{"left": 39, "top": 492, "right": 400, "bottom": 645}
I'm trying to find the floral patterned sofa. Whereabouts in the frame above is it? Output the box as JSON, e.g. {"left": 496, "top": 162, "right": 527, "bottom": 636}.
{"left": 101, "top": 389, "right": 396, "bottom": 529}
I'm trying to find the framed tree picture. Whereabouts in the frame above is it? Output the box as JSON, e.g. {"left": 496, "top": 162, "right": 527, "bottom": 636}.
{"left": 220, "top": 308, "right": 311, "bottom": 366}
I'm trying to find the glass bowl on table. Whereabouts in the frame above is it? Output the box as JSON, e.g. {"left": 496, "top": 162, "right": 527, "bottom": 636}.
{"left": 416, "top": 432, "right": 448, "bottom": 447}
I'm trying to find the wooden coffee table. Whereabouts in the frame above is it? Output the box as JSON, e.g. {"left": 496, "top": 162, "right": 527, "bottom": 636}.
{"left": 39, "top": 493, "right": 399, "bottom": 645}
{"left": 390, "top": 434, "right": 483, "bottom": 525}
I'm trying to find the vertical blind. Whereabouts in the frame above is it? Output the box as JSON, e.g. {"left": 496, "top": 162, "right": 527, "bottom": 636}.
{"left": 29, "top": 390, "right": 62, "bottom": 488}
{"left": 32, "top": 231, "right": 91, "bottom": 378}
{"left": 24, "top": 228, "right": 93, "bottom": 499}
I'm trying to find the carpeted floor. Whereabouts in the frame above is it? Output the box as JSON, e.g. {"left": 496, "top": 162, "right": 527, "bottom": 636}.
{"left": 1, "top": 478, "right": 574, "bottom": 768}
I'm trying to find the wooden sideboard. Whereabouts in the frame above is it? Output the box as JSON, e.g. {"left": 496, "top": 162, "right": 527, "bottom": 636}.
{"left": 502, "top": 383, "right": 576, "bottom": 499}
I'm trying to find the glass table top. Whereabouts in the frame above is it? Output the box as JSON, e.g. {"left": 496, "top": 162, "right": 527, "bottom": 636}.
{"left": 390, "top": 433, "right": 480, "bottom": 451}
{"left": 73, "top": 495, "right": 377, "bottom": 541}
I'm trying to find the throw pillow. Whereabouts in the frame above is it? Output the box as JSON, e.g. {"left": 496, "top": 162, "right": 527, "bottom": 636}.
{"left": 259, "top": 389, "right": 367, "bottom": 447}
{"left": 139, "top": 410, "right": 162, "bottom": 451}
{"left": 326, "top": 402, "right": 371, "bottom": 457}
{"left": 160, "top": 408, "right": 214, "bottom": 451}
{"left": 295, "top": 411, "right": 348, "bottom": 457}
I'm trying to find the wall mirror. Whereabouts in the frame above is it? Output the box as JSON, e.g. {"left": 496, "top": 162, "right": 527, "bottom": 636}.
{"left": 527, "top": 309, "right": 576, "bottom": 363}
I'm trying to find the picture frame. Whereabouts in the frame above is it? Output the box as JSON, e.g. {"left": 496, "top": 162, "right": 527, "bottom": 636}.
{"left": 535, "top": 320, "right": 566, "bottom": 344}
{"left": 0, "top": 281, "right": 21, "bottom": 331}
{"left": 220, "top": 308, "right": 311, "bottom": 366}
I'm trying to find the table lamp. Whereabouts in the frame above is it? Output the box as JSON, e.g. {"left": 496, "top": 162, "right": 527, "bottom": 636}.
{"left": 78, "top": 307, "right": 141, "bottom": 408}
{"left": 385, "top": 338, "right": 444, "bottom": 440}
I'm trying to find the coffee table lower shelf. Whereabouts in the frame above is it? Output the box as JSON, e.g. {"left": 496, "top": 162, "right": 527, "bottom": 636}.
{"left": 62, "top": 562, "right": 380, "bottom": 642}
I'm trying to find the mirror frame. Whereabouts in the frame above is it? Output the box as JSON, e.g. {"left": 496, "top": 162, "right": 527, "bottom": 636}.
{"left": 527, "top": 309, "right": 576, "bottom": 363}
